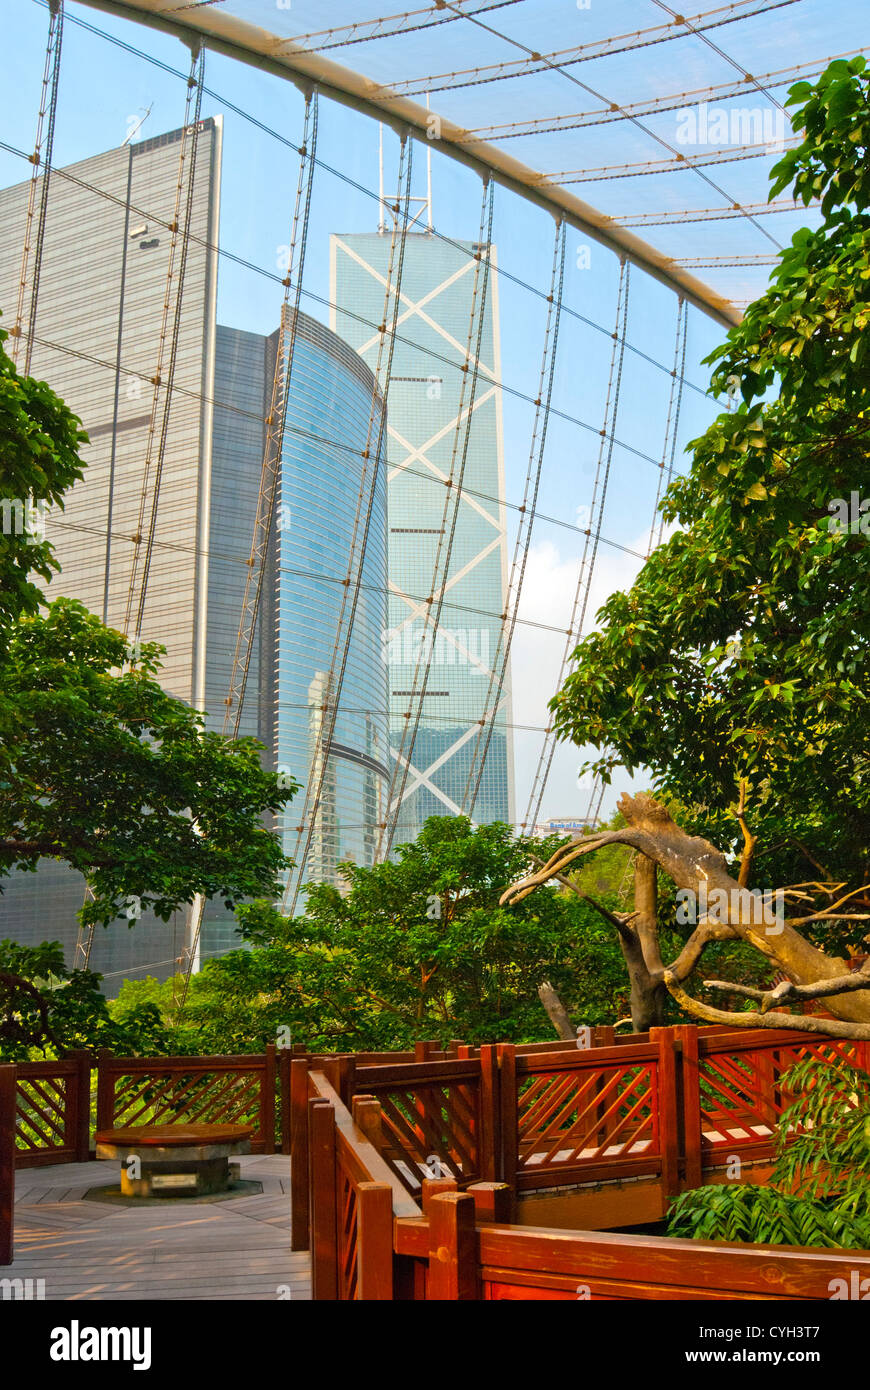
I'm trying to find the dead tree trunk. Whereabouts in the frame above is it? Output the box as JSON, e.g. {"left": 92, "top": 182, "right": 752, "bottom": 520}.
{"left": 537, "top": 981, "right": 575, "bottom": 1040}
{"left": 503, "top": 792, "right": 870, "bottom": 1038}
{"left": 625, "top": 853, "right": 668, "bottom": 1031}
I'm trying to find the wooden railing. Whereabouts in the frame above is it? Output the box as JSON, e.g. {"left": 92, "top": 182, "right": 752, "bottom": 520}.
{"left": 3, "top": 1047, "right": 292, "bottom": 1178}
{"left": 392, "top": 1195, "right": 870, "bottom": 1300}
{"left": 306, "top": 1070, "right": 420, "bottom": 1299}
{"left": 293, "top": 1054, "right": 870, "bottom": 1301}
{"left": 4, "top": 1026, "right": 868, "bottom": 1183}
{"left": 95, "top": 1047, "right": 286, "bottom": 1154}
{"left": 504, "top": 1033, "right": 676, "bottom": 1194}
{"left": 13, "top": 1053, "right": 91, "bottom": 1169}
{"left": 687, "top": 1028, "right": 870, "bottom": 1180}
{"left": 4, "top": 1028, "right": 870, "bottom": 1287}
{"left": 286, "top": 1024, "right": 870, "bottom": 1239}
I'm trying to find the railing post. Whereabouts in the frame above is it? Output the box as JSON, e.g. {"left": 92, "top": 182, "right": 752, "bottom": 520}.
{"left": 0, "top": 1065, "right": 15, "bottom": 1266}
{"left": 290, "top": 1059, "right": 310, "bottom": 1251}
{"left": 324, "top": 1054, "right": 355, "bottom": 1107}
{"left": 72, "top": 1051, "right": 92, "bottom": 1162}
{"left": 352, "top": 1096, "right": 383, "bottom": 1151}
{"left": 467, "top": 1181, "right": 511, "bottom": 1224}
{"left": 309, "top": 1099, "right": 337, "bottom": 1300}
{"left": 651, "top": 1026, "right": 680, "bottom": 1200}
{"left": 497, "top": 1043, "right": 517, "bottom": 1207}
{"left": 479, "top": 1043, "right": 500, "bottom": 1182}
{"left": 95, "top": 1049, "right": 114, "bottom": 1132}
{"left": 262, "top": 1043, "right": 277, "bottom": 1153}
{"left": 279, "top": 1046, "right": 292, "bottom": 1156}
{"left": 427, "top": 1191, "right": 477, "bottom": 1300}
{"left": 356, "top": 1182, "right": 394, "bottom": 1300}
{"left": 676, "top": 1025, "right": 702, "bottom": 1189}
{"left": 421, "top": 1175, "right": 458, "bottom": 1211}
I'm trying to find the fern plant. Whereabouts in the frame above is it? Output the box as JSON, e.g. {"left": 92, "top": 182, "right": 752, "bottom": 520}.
{"left": 666, "top": 1055, "right": 870, "bottom": 1249}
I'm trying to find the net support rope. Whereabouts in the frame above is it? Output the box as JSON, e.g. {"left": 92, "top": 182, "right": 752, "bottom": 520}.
{"left": 282, "top": 137, "right": 415, "bottom": 915}
{"left": 122, "top": 42, "right": 205, "bottom": 642}
{"left": 577, "top": 293, "right": 690, "bottom": 833}
{"left": 462, "top": 218, "right": 566, "bottom": 820}
{"left": 521, "top": 258, "right": 631, "bottom": 835}
{"left": 377, "top": 176, "right": 496, "bottom": 861}
{"left": 178, "top": 94, "right": 319, "bottom": 1007}
{"left": 221, "top": 95, "right": 318, "bottom": 741}
{"left": 11, "top": 0, "right": 63, "bottom": 374}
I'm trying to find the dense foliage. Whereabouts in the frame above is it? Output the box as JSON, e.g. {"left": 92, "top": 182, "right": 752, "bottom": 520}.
{"left": 0, "top": 939, "right": 172, "bottom": 1061}
{"left": 551, "top": 58, "right": 870, "bottom": 932}
{"left": 111, "top": 817, "right": 630, "bottom": 1052}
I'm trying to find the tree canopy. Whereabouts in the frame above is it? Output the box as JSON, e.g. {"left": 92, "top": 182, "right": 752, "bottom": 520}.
{"left": 551, "top": 57, "right": 870, "bottom": 902}
{"left": 111, "top": 817, "right": 629, "bottom": 1052}
{"left": 0, "top": 321, "right": 85, "bottom": 642}
{"left": 503, "top": 60, "right": 870, "bottom": 1039}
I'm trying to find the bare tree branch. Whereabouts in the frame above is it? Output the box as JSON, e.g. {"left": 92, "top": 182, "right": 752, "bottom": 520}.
{"left": 501, "top": 792, "right": 870, "bottom": 1033}
{"left": 663, "top": 971, "right": 870, "bottom": 1039}
{"left": 705, "top": 962, "right": 870, "bottom": 1006}
{"left": 537, "top": 981, "right": 575, "bottom": 1040}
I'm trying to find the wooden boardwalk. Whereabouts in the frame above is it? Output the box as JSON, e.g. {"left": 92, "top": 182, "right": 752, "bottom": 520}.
{"left": 5, "top": 1154, "right": 310, "bottom": 1300}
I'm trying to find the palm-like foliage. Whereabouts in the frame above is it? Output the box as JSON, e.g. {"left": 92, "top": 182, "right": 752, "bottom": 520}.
{"left": 667, "top": 1056, "right": 870, "bottom": 1249}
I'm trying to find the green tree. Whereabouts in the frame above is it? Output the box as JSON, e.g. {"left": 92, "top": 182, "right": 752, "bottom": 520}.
{"left": 502, "top": 60, "right": 870, "bottom": 1036}
{"left": 0, "top": 322, "right": 85, "bottom": 642}
{"left": 0, "top": 939, "right": 172, "bottom": 1061}
{"left": 552, "top": 57, "right": 870, "bottom": 900}
{"left": 115, "top": 818, "right": 629, "bottom": 1053}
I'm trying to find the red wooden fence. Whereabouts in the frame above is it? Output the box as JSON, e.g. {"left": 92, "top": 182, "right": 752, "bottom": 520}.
{"left": 14, "top": 1053, "right": 91, "bottom": 1169}
{"left": 0, "top": 1066, "right": 14, "bottom": 1267}
{"left": 301, "top": 1058, "right": 870, "bottom": 1301}
{"left": 95, "top": 1047, "right": 285, "bottom": 1154}
{"left": 394, "top": 1199, "right": 870, "bottom": 1300}
{"left": 4, "top": 1026, "right": 867, "bottom": 1183}
{"left": 4, "top": 1027, "right": 869, "bottom": 1279}
{"left": 504, "top": 1032, "right": 675, "bottom": 1194}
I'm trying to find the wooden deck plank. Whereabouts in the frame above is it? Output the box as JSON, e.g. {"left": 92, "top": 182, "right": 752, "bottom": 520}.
{"left": 3, "top": 1156, "right": 309, "bottom": 1301}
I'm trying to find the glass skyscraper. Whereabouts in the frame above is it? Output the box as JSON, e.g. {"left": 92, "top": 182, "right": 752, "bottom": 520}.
{"left": 273, "top": 312, "right": 390, "bottom": 894}
{"left": 331, "top": 230, "right": 515, "bottom": 842}
{"left": 0, "top": 124, "right": 389, "bottom": 976}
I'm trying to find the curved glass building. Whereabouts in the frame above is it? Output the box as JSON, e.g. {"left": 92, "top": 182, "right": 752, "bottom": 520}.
{"left": 273, "top": 311, "right": 390, "bottom": 892}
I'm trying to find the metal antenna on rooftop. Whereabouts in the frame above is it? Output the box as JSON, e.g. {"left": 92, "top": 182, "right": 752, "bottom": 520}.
{"left": 122, "top": 102, "right": 153, "bottom": 146}
{"left": 378, "top": 103, "right": 433, "bottom": 235}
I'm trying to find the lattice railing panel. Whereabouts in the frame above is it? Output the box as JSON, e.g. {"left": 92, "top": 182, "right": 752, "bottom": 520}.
{"left": 109, "top": 1068, "right": 263, "bottom": 1135}
{"left": 516, "top": 1062, "right": 659, "bottom": 1172}
{"left": 15, "top": 1074, "right": 68, "bottom": 1154}
{"left": 698, "top": 1037, "right": 868, "bottom": 1153}
{"left": 365, "top": 1082, "right": 482, "bottom": 1196}
{"left": 337, "top": 1158, "right": 360, "bottom": 1301}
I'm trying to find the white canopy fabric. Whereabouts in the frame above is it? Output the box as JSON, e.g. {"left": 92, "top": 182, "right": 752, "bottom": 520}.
{"left": 83, "top": 0, "right": 860, "bottom": 319}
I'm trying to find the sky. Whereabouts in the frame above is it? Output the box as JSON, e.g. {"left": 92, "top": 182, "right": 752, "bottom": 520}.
{"left": 3, "top": 0, "right": 858, "bottom": 826}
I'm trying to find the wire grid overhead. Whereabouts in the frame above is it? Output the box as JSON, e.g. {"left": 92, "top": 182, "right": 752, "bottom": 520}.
{"left": 133, "top": 0, "right": 860, "bottom": 311}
